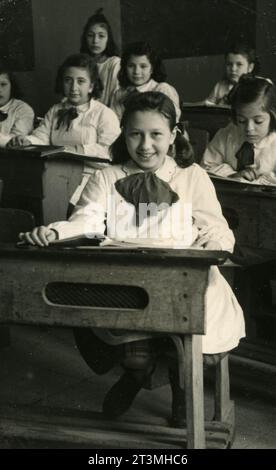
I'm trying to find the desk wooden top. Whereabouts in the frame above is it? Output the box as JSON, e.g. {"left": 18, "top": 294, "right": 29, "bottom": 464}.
{"left": 211, "top": 176, "right": 276, "bottom": 199}
{"left": 0, "top": 147, "right": 106, "bottom": 164}
{"left": 182, "top": 105, "right": 231, "bottom": 116}
{"left": 0, "top": 243, "right": 229, "bottom": 266}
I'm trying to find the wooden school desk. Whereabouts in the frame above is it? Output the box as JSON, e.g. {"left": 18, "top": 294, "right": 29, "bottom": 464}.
{"left": 211, "top": 176, "right": 276, "bottom": 365}
{"left": 0, "top": 147, "right": 102, "bottom": 225}
{"left": 0, "top": 244, "right": 234, "bottom": 449}
{"left": 182, "top": 105, "right": 231, "bottom": 139}
{"left": 212, "top": 177, "right": 276, "bottom": 251}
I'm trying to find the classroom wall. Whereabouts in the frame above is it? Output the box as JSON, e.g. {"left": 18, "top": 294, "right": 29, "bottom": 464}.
{"left": 14, "top": 0, "right": 276, "bottom": 115}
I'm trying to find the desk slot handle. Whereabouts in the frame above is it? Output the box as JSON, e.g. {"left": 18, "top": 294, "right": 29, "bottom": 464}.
{"left": 44, "top": 282, "right": 149, "bottom": 309}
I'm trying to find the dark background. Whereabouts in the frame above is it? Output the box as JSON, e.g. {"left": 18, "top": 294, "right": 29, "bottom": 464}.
{"left": 121, "top": 0, "right": 256, "bottom": 59}
{"left": 0, "top": 0, "right": 34, "bottom": 71}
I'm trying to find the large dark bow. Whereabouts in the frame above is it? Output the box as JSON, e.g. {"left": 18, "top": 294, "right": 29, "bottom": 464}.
{"left": 56, "top": 107, "right": 78, "bottom": 131}
{"left": 115, "top": 172, "right": 179, "bottom": 226}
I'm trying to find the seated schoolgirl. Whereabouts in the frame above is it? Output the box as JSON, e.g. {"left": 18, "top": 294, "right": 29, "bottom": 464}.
{"left": 205, "top": 41, "right": 258, "bottom": 107}
{"left": 10, "top": 53, "right": 120, "bottom": 204}
{"left": 18, "top": 91, "right": 244, "bottom": 425}
{"left": 0, "top": 63, "right": 34, "bottom": 147}
{"left": 110, "top": 41, "right": 181, "bottom": 122}
{"left": 80, "top": 8, "right": 120, "bottom": 107}
{"left": 201, "top": 75, "right": 276, "bottom": 183}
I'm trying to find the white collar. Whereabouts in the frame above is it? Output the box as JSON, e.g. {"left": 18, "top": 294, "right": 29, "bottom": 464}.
{"left": 62, "top": 98, "right": 92, "bottom": 113}
{"left": 135, "top": 79, "right": 157, "bottom": 92}
{"left": 0, "top": 98, "right": 14, "bottom": 112}
{"left": 122, "top": 155, "right": 178, "bottom": 182}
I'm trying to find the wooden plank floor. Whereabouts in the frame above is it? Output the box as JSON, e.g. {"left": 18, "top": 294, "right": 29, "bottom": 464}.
{"left": 0, "top": 325, "right": 275, "bottom": 449}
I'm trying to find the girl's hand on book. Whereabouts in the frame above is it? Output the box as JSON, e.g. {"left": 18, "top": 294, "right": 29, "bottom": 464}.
{"left": 18, "top": 227, "right": 57, "bottom": 247}
{"left": 7, "top": 135, "right": 32, "bottom": 148}
{"left": 193, "top": 235, "right": 222, "bottom": 250}
{"left": 234, "top": 168, "right": 257, "bottom": 181}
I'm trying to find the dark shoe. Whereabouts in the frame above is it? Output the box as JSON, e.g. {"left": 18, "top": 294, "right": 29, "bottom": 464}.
{"left": 74, "top": 328, "right": 122, "bottom": 375}
{"left": 169, "top": 368, "right": 186, "bottom": 427}
{"left": 102, "top": 371, "right": 143, "bottom": 418}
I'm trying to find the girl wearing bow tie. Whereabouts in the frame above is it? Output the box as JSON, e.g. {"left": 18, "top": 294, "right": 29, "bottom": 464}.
{"left": 201, "top": 75, "right": 276, "bottom": 184}
{"left": 0, "top": 63, "right": 34, "bottom": 147}
{"left": 9, "top": 53, "right": 120, "bottom": 205}
{"left": 19, "top": 92, "right": 244, "bottom": 425}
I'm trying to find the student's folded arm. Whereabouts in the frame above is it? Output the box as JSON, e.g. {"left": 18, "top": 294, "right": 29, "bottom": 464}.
{"left": 81, "top": 107, "right": 121, "bottom": 158}
{"left": 0, "top": 103, "right": 35, "bottom": 147}
{"left": 205, "top": 83, "right": 218, "bottom": 105}
{"left": 10, "top": 102, "right": 35, "bottom": 137}
{"left": 27, "top": 107, "right": 54, "bottom": 145}
{"left": 201, "top": 129, "right": 236, "bottom": 177}
{"left": 48, "top": 170, "right": 108, "bottom": 241}
{"left": 192, "top": 167, "right": 235, "bottom": 252}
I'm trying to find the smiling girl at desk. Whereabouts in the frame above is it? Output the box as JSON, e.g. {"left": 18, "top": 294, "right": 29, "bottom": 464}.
{"left": 201, "top": 75, "right": 276, "bottom": 183}
{"left": 111, "top": 41, "right": 181, "bottom": 122}
{"left": 9, "top": 53, "right": 120, "bottom": 205}
{"left": 18, "top": 91, "right": 244, "bottom": 425}
{"left": 0, "top": 63, "right": 34, "bottom": 148}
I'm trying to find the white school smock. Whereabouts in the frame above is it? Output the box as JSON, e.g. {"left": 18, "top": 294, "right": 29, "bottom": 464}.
{"left": 27, "top": 98, "right": 120, "bottom": 203}
{"left": 0, "top": 98, "right": 34, "bottom": 147}
{"left": 97, "top": 56, "right": 121, "bottom": 107}
{"left": 111, "top": 78, "right": 181, "bottom": 122}
{"left": 206, "top": 80, "right": 233, "bottom": 106}
{"left": 49, "top": 156, "right": 245, "bottom": 354}
{"left": 201, "top": 122, "right": 276, "bottom": 178}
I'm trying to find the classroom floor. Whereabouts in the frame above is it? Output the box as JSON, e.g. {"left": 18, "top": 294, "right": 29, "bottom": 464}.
{"left": 0, "top": 325, "right": 275, "bottom": 449}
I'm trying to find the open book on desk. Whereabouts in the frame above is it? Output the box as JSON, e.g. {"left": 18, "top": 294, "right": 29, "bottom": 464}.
{"left": 47, "top": 235, "right": 205, "bottom": 251}
{"left": 51, "top": 150, "right": 111, "bottom": 164}
{"left": 209, "top": 172, "right": 276, "bottom": 189}
{"left": 0, "top": 146, "right": 111, "bottom": 164}
{"left": 0, "top": 145, "right": 65, "bottom": 158}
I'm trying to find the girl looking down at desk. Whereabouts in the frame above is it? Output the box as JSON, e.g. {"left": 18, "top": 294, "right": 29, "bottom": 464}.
{"left": 110, "top": 41, "right": 181, "bottom": 123}
{"left": 18, "top": 91, "right": 244, "bottom": 425}
{"left": 9, "top": 53, "right": 120, "bottom": 205}
{"left": 201, "top": 75, "right": 276, "bottom": 184}
{"left": 80, "top": 8, "right": 121, "bottom": 107}
{"left": 0, "top": 62, "right": 34, "bottom": 148}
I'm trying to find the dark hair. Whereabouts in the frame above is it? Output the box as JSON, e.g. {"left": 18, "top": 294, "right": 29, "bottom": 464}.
{"left": 118, "top": 41, "right": 167, "bottom": 88}
{"left": 80, "top": 8, "right": 119, "bottom": 57}
{"left": 55, "top": 53, "right": 103, "bottom": 100}
{"left": 111, "top": 91, "right": 194, "bottom": 168}
{"left": 225, "top": 41, "right": 260, "bottom": 74}
{"left": 0, "top": 62, "right": 21, "bottom": 99}
{"left": 229, "top": 74, "right": 276, "bottom": 132}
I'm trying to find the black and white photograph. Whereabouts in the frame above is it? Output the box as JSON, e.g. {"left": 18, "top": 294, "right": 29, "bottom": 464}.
{"left": 0, "top": 0, "right": 275, "bottom": 456}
